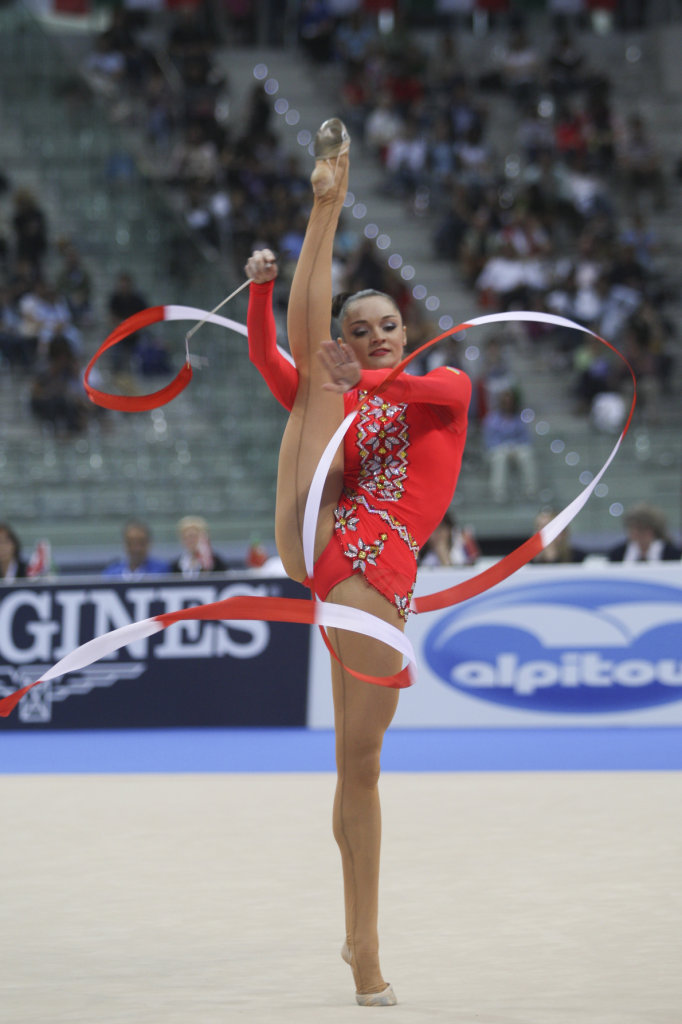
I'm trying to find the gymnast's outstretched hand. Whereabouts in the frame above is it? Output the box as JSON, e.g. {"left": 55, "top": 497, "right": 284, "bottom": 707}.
{"left": 245, "top": 248, "right": 278, "bottom": 284}
{"left": 318, "top": 339, "right": 362, "bottom": 393}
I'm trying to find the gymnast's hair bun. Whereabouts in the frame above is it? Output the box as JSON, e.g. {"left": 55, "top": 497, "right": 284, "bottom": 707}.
{"left": 331, "top": 292, "right": 352, "bottom": 319}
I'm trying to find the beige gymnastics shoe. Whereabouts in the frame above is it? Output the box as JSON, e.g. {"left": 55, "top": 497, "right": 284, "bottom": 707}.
{"left": 311, "top": 118, "right": 350, "bottom": 197}
{"left": 340, "top": 942, "right": 398, "bottom": 1006}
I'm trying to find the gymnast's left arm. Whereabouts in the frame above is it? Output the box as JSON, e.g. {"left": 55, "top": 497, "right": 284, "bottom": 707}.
{"left": 360, "top": 365, "right": 472, "bottom": 422}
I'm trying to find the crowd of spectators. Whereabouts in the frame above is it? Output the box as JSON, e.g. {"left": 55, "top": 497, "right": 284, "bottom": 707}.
{"left": 77, "top": 2, "right": 677, "bottom": 444}
{"left": 76, "top": 4, "right": 426, "bottom": 318}
{"left": 0, "top": 179, "right": 172, "bottom": 437}
{"left": 0, "top": 179, "right": 93, "bottom": 435}
{"left": 2, "top": 3, "right": 679, "bottom": 543}
{"left": 0, "top": 515, "right": 277, "bottom": 582}
{"left": 321, "top": 6, "right": 677, "bottom": 433}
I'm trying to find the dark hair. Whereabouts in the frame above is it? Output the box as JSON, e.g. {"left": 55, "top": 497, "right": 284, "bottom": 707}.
{"left": 123, "top": 519, "right": 151, "bottom": 539}
{"left": 0, "top": 522, "right": 21, "bottom": 560}
{"left": 331, "top": 289, "right": 399, "bottom": 324}
{"left": 624, "top": 503, "right": 668, "bottom": 539}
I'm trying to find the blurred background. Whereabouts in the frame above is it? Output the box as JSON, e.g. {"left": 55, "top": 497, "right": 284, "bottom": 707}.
{"left": 0, "top": 0, "right": 680, "bottom": 575}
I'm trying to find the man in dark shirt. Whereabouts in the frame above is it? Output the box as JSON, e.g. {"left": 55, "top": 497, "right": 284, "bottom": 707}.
{"left": 107, "top": 271, "right": 148, "bottom": 371}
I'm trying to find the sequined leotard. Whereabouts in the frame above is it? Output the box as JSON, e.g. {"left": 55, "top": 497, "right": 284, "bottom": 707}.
{"left": 247, "top": 280, "right": 471, "bottom": 616}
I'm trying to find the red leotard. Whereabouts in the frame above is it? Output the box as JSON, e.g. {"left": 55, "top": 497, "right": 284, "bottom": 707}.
{"left": 247, "top": 280, "right": 471, "bottom": 616}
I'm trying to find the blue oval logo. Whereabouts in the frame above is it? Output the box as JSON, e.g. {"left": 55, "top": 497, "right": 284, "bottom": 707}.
{"left": 423, "top": 577, "right": 682, "bottom": 714}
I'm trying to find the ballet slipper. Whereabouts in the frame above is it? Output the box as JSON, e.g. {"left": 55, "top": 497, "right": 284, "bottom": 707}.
{"left": 341, "top": 942, "right": 397, "bottom": 1006}
{"left": 355, "top": 984, "right": 398, "bottom": 1007}
{"left": 311, "top": 118, "right": 350, "bottom": 198}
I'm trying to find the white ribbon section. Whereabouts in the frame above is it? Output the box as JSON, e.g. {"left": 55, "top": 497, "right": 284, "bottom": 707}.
{"left": 164, "top": 304, "right": 295, "bottom": 366}
{"left": 302, "top": 411, "right": 358, "bottom": 580}
{"left": 38, "top": 619, "right": 164, "bottom": 683}
{"left": 313, "top": 599, "right": 416, "bottom": 666}
{"left": 28, "top": 604, "right": 413, "bottom": 692}
{"left": 463, "top": 311, "right": 631, "bottom": 553}
{"left": 300, "top": 410, "right": 414, "bottom": 675}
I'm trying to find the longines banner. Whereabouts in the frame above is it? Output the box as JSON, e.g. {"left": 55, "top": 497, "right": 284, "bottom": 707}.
{"left": 0, "top": 576, "right": 310, "bottom": 730}
{"left": 308, "top": 562, "right": 682, "bottom": 728}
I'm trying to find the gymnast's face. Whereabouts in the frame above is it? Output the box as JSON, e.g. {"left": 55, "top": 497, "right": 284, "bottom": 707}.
{"left": 340, "top": 295, "right": 407, "bottom": 370}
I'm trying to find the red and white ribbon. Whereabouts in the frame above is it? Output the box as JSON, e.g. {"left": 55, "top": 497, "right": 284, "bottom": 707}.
{"left": 83, "top": 304, "right": 295, "bottom": 411}
{"left": 0, "top": 303, "right": 635, "bottom": 717}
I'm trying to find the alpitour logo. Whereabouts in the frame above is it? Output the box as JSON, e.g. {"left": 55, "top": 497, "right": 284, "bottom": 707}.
{"left": 423, "top": 577, "right": 682, "bottom": 714}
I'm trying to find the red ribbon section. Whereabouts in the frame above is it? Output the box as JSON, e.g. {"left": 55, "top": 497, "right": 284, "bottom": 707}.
{"left": 83, "top": 306, "right": 193, "bottom": 411}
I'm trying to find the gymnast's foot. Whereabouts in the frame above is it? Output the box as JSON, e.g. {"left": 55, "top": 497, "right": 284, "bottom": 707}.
{"left": 341, "top": 942, "right": 397, "bottom": 1006}
{"left": 311, "top": 118, "right": 350, "bottom": 198}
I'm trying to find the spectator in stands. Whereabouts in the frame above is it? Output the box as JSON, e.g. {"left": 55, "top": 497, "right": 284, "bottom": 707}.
{"left": 618, "top": 211, "right": 658, "bottom": 271}
{"left": 107, "top": 271, "right": 149, "bottom": 372}
{"left": 11, "top": 188, "right": 47, "bottom": 273}
{"left": 102, "top": 520, "right": 170, "bottom": 578}
{"left": 363, "top": 90, "right": 404, "bottom": 162}
{"left": 18, "top": 279, "right": 80, "bottom": 367}
{"left": 584, "top": 80, "right": 616, "bottom": 172}
{"left": 0, "top": 283, "right": 23, "bottom": 368}
{"left": 243, "top": 82, "right": 273, "bottom": 139}
{"left": 0, "top": 523, "right": 28, "bottom": 582}
{"left": 298, "top": 0, "right": 336, "bottom": 64}
{"left": 432, "top": 181, "right": 471, "bottom": 261}
{"left": 448, "top": 79, "right": 486, "bottom": 144}
{"left": 167, "top": 3, "right": 216, "bottom": 79}
{"left": 458, "top": 204, "right": 497, "bottom": 288}
{"left": 55, "top": 240, "right": 94, "bottom": 328}
{"left": 0, "top": 209, "right": 10, "bottom": 277}
{"left": 170, "top": 516, "right": 229, "bottom": 577}
{"left": 83, "top": 31, "right": 126, "bottom": 99}
{"left": 144, "top": 67, "right": 177, "bottom": 154}
{"left": 608, "top": 504, "right": 681, "bottom": 563}
{"left": 546, "top": 27, "right": 587, "bottom": 98}
{"left": 499, "top": 24, "right": 541, "bottom": 109}
{"left": 616, "top": 113, "right": 666, "bottom": 210}
{"left": 473, "top": 335, "right": 517, "bottom": 422}
{"left": 627, "top": 297, "right": 675, "bottom": 397}
{"left": 334, "top": 9, "right": 377, "bottom": 70}
{"left": 572, "top": 333, "right": 615, "bottom": 414}
{"left": 166, "top": 122, "right": 220, "bottom": 189}
{"left": 453, "top": 122, "right": 497, "bottom": 189}
{"left": 475, "top": 236, "right": 549, "bottom": 312}
{"left": 419, "top": 510, "right": 479, "bottom": 567}
{"left": 482, "top": 387, "right": 538, "bottom": 503}
{"left": 383, "top": 117, "right": 428, "bottom": 198}
{"left": 29, "top": 334, "right": 90, "bottom": 437}
{"left": 531, "top": 506, "right": 584, "bottom": 563}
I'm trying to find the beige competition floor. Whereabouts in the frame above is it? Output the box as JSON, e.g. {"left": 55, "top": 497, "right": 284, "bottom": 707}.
{"left": 1, "top": 772, "right": 680, "bottom": 1024}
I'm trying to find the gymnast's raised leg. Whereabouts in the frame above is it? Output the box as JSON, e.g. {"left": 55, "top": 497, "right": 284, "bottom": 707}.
{"left": 274, "top": 122, "right": 400, "bottom": 1005}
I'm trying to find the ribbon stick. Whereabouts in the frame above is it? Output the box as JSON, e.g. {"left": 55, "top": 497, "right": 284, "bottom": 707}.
{"left": 184, "top": 279, "right": 251, "bottom": 347}
{"left": 0, "top": 303, "right": 636, "bottom": 717}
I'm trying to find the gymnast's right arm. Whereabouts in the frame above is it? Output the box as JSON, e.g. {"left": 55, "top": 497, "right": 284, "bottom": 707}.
{"left": 245, "top": 250, "right": 298, "bottom": 411}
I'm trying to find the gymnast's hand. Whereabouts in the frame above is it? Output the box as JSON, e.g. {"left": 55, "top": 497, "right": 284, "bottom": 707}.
{"left": 245, "top": 249, "right": 278, "bottom": 283}
{"left": 318, "top": 339, "right": 362, "bottom": 392}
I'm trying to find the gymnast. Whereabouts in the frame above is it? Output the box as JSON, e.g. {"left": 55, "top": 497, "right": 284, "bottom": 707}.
{"left": 244, "top": 119, "right": 471, "bottom": 1006}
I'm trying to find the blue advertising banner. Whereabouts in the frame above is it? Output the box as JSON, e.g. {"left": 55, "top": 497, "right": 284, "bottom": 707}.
{"left": 308, "top": 562, "right": 682, "bottom": 728}
{"left": 0, "top": 575, "right": 310, "bottom": 729}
